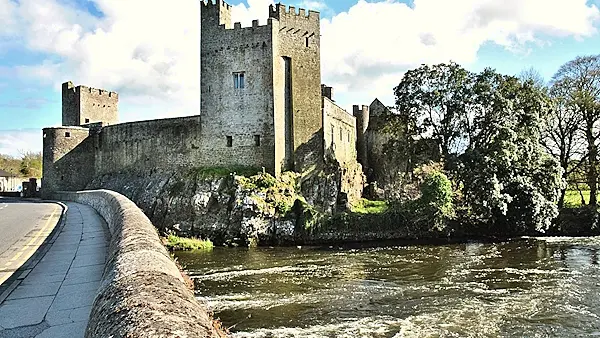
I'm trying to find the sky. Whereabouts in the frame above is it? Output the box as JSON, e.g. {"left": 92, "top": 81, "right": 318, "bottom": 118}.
{"left": 1, "top": 0, "right": 600, "bottom": 157}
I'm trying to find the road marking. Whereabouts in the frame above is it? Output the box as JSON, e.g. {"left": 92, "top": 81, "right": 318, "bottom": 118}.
{"left": 0, "top": 205, "right": 60, "bottom": 285}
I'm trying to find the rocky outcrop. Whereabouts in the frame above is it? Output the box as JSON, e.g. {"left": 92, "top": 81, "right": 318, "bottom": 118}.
{"left": 86, "top": 160, "right": 364, "bottom": 246}
{"left": 53, "top": 190, "right": 223, "bottom": 338}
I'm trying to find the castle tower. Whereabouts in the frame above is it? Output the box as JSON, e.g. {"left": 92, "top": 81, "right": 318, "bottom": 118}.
{"left": 270, "top": 4, "right": 323, "bottom": 173}
{"left": 62, "top": 81, "right": 119, "bottom": 127}
{"left": 354, "top": 104, "right": 370, "bottom": 170}
{"left": 41, "top": 127, "right": 96, "bottom": 198}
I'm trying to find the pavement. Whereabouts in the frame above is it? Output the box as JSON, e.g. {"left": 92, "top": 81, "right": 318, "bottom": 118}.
{"left": 0, "top": 199, "right": 61, "bottom": 285}
{"left": 0, "top": 201, "right": 109, "bottom": 338}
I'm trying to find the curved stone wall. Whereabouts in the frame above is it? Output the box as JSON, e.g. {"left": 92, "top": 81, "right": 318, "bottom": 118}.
{"left": 54, "top": 190, "right": 222, "bottom": 338}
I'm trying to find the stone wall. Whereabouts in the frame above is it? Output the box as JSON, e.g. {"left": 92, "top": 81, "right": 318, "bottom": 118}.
{"left": 96, "top": 116, "right": 208, "bottom": 176}
{"left": 323, "top": 97, "right": 357, "bottom": 165}
{"left": 53, "top": 190, "right": 222, "bottom": 338}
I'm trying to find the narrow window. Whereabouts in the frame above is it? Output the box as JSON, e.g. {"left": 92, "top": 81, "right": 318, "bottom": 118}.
{"left": 226, "top": 136, "right": 233, "bottom": 147}
{"left": 306, "top": 37, "right": 309, "bottom": 47}
{"left": 254, "top": 135, "right": 261, "bottom": 147}
{"left": 85, "top": 118, "right": 90, "bottom": 123}
{"left": 65, "top": 132, "right": 71, "bottom": 138}
{"left": 60, "top": 175, "right": 64, "bottom": 181}
{"left": 340, "top": 129, "right": 343, "bottom": 141}
{"left": 233, "top": 72, "right": 245, "bottom": 89}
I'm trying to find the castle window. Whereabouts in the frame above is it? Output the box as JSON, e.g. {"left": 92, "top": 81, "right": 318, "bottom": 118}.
{"left": 85, "top": 118, "right": 90, "bottom": 123}
{"left": 306, "top": 37, "right": 309, "bottom": 47}
{"left": 233, "top": 72, "right": 245, "bottom": 89}
{"left": 254, "top": 135, "right": 261, "bottom": 147}
{"left": 65, "top": 132, "right": 71, "bottom": 138}
{"left": 226, "top": 136, "right": 233, "bottom": 147}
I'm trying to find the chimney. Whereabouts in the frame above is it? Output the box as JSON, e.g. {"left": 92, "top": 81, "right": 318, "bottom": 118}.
{"left": 321, "top": 84, "right": 334, "bottom": 101}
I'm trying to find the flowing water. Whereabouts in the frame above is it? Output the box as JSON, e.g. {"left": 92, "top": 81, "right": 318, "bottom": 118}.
{"left": 175, "top": 237, "right": 600, "bottom": 337}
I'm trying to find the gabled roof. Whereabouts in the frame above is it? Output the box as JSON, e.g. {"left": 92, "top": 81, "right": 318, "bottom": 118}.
{"left": 0, "top": 169, "right": 17, "bottom": 177}
{"left": 369, "top": 98, "right": 392, "bottom": 117}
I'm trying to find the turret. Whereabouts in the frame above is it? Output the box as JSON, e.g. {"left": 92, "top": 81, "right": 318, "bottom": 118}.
{"left": 201, "top": 0, "right": 232, "bottom": 33}
{"left": 353, "top": 105, "right": 370, "bottom": 169}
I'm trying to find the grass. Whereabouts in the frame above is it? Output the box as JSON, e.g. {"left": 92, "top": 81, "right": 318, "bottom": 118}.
{"left": 165, "top": 234, "right": 214, "bottom": 251}
{"left": 564, "top": 190, "right": 591, "bottom": 208}
{"left": 352, "top": 198, "right": 389, "bottom": 214}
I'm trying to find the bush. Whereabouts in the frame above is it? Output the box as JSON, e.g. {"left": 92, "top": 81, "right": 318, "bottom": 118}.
{"left": 420, "top": 170, "right": 454, "bottom": 217}
{"left": 165, "top": 234, "right": 214, "bottom": 251}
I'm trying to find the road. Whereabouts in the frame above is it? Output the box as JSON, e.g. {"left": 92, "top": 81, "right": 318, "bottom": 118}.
{"left": 0, "top": 198, "right": 61, "bottom": 286}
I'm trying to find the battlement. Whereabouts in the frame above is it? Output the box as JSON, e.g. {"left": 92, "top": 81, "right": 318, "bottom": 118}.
{"left": 62, "top": 81, "right": 118, "bottom": 99}
{"left": 76, "top": 85, "right": 119, "bottom": 99}
{"left": 269, "top": 4, "right": 320, "bottom": 22}
{"left": 229, "top": 18, "right": 275, "bottom": 30}
{"left": 200, "top": 0, "right": 231, "bottom": 10}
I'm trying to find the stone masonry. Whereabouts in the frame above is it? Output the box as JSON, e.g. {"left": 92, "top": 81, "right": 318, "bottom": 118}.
{"left": 42, "top": 0, "right": 392, "bottom": 201}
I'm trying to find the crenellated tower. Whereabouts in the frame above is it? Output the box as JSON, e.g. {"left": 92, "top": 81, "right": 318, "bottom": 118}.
{"left": 62, "top": 81, "right": 118, "bottom": 127}
{"left": 270, "top": 4, "right": 322, "bottom": 174}
{"left": 200, "top": 1, "right": 324, "bottom": 176}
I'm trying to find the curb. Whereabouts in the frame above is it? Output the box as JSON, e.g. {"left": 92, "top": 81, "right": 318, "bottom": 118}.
{"left": 0, "top": 201, "right": 68, "bottom": 304}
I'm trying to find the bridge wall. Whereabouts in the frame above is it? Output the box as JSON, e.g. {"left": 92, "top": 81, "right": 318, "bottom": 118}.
{"left": 53, "top": 189, "right": 223, "bottom": 338}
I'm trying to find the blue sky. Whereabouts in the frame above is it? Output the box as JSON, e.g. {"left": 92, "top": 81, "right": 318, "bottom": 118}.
{"left": 1, "top": 0, "right": 600, "bottom": 157}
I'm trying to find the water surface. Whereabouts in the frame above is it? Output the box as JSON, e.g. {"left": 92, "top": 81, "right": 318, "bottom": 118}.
{"left": 176, "top": 237, "right": 600, "bottom": 337}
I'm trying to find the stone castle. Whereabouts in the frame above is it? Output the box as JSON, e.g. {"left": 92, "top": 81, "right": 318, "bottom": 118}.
{"left": 42, "top": 0, "right": 393, "bottom": 199}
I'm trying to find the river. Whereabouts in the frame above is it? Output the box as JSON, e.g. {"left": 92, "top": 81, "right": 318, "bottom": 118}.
{"left": 175, "top": 237, "right": 600, "bottom": 337}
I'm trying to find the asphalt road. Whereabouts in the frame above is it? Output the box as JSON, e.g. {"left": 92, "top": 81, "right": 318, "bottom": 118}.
{"left": 0, "top": 198, "right": 61, "bottom": 285}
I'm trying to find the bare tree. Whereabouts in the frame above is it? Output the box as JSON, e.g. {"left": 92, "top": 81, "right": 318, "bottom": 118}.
{"left": 551, "top": 55, "right": 600, "bottom": 205}
{"left": 543, "top": 83, "right": 586, "bottom": 207}
{"left": 519, "top": 67, "right": 547, "bottom": 92}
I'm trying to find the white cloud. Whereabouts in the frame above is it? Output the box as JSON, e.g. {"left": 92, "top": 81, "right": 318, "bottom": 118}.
{"left": 0, "top": 129, "right": 42, "bottom": 157}
{"left": 1, "top": 0, "right": 599, "bottom": 127}
{"left": 321, "top": 0, "right": 600, "bottom": 110}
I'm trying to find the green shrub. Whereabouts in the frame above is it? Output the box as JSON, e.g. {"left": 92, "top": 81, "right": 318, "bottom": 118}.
{"left": 419, "top": 170, "right": 454, "bottom": 218}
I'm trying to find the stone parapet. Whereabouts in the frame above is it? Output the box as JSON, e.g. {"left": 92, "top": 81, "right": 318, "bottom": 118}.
{"left": 54, "top": 189, "right": 223, "bottom": 338}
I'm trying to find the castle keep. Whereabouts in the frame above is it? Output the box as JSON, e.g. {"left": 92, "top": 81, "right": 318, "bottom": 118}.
{"left": 42, "top": 1, "right": 384, "bottom": 198}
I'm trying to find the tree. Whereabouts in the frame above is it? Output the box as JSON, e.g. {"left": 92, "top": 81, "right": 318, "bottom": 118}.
{"left": 459, "top": 71, "right": 563, "bottom": 234}
{"left": 394, "top": 62, "right": 474, "bottom": 163}
{"left": 19, "top": 151, "right": 42, "bottom": 178}
{"left": 518, "top": 67, "right": 548, "bottom": 92}
{"left": 550, "top": 55, "right": 600, "bottom": 205}
{"left": 543, "top": 82, "right": 586, "bottom": 207}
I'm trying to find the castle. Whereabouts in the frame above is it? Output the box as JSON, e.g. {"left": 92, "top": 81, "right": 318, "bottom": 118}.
{"left": 42, "top": 0, "right": 388, "bottom": 198}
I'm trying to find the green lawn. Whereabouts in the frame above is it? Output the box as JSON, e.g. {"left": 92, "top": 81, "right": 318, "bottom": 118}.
{"left": 352, "top": 199, "right": 389, "bottom": 214}
{"left": 564, "top": 190, "right": 591, "bottom": 208}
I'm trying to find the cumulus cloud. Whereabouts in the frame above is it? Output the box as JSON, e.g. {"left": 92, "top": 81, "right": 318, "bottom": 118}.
{"left": 321, "top": 0, "right": 600, "bottom": 108}
{"left": 0, "top": 0, "right": 599, "bottom": 126}
{"left": 0, "top": 129, "right": 42, "bottom": 157}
